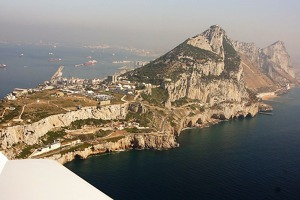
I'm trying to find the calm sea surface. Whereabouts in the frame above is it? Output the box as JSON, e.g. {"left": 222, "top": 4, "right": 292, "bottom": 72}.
{"left": 65, "top": 88, "right": 300, "bottom": 200}
{"left": 0, "top": 43, "right": 151, "bottom": 99}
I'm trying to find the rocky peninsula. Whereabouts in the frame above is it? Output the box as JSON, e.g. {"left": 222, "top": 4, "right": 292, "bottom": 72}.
{"left": 0, "top": 25, "right": 298, "bottom": 164}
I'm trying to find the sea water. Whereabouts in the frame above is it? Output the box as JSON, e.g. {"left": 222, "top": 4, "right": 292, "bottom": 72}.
{"left": 65, "top": 88, "right": 300, "bottom": 200}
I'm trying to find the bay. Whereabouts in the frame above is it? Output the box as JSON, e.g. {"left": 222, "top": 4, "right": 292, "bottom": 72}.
{"left": 0, "top": 43, "right": 151, "bottom": 99}
{"left": 65, "top": 88, "right": 300, "bottom": 200}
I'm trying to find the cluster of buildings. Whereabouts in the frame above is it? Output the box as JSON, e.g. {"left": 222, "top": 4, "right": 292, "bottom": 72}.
{"left": 2, "top": 66, "right": 140, "bottom": 107}
{"left": 4, "top": 88, "right": 35, "bottom": 101}
{"left": 111, "top": 121, "right": 149, "bottom": 131}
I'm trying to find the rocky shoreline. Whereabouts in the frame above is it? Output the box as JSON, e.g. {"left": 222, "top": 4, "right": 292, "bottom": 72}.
{"left": 49, "top": 133, "right": 178, "bottom": 164}
{"left": 49, "top": 105, "right": 257, "bottom": 165}
{"left": 0, "top": 98, "right": 259, "bottom": 161}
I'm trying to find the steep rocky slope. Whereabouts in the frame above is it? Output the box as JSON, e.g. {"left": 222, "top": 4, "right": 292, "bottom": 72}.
{"left": 233, "top": 40, "right": 296, "bottom": 92}
{"left": 0, "top": 105, "right": 127, "bottom": 149}
{"left": 127, "top": 25, "right": 258, "bottom": 116}
{"left": 49, "top": 133, "right": 178, "bottom": 164}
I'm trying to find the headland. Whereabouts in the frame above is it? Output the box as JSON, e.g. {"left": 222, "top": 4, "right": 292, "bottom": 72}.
{"left": 0, "top": 25, "right": 298, "bottom": 164}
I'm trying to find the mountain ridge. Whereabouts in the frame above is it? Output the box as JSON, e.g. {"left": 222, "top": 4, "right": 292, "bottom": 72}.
{"left": 127, "top": 25, "right": 296, "bottom": 96}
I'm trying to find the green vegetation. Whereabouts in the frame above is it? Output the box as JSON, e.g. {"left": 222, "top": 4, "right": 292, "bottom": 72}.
{"left": 200, "top": 106, "right": 205, "bottom": 112}
{"left": 126, "top": 61, "right": 167, "bottom": 85}
{"left": 172, "top": 97, "right": 189, "bottom": 107}
{"left": 126, "top": 41, "right": 224, "bottom": 84}
{"left": 68, "top": 118, "right": 110, "bottom": 130}
{"left": 246, "top": 88, "right": 259, "bottom": 102}
{"left": 60, "top": 143, "right": 92, "bottom": 155}
{"left": 170, "top": 121, "right": 177, "bottom": 127}
{"left": 169, "top": 116, "right": 177, "bottom": 127}
{"left": 157, "top": 109, "right": 166, "bottom": 116}
{"left": 188, "top": 112, "right": 195, "bottom": 117}
{"left": 16, "top": 144, "right": 39, "bottom": 159}
{"left": 126, "top": 111, "right": 153, "bottom": 127}
{"left": 76, "top": 134, "right": 98, "bottom": 142}
{"left": 141, "top": 87, "right": 169, "bottom": 107}
{"left": 75, "top": 130, "right": 112, "bottom": 142}
{"left": 222, "top": 37, "right": 241, "bottom": 76}
{"left": 179, "top": 42, "right": 222, "bottom": 62}
{"left": 125, "top": 127, "right": 152, "bottom": 133}
{"left": 95, "top": 129, "right": 112, "bottom": 137}
{"left": 105, "top": 136, "right": 125, "bottom": 143}
{"left": 41, "top": 130, "right": 67, "bottom": 145}
{"left": 102, "top": 91, "right": 124, "bottom": 104}
{"left": 135, "top": 84, "right": 146, "bottom": 90}
{"left": 1, "top": 105, "right": 21, "bottom": 123}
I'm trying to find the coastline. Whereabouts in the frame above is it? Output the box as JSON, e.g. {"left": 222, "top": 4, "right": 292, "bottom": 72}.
{"left": 261, "top": 94, "right": 278, "bottom": 100}
{"left": 56, "top": 118, "right": 230, "bottom": 165}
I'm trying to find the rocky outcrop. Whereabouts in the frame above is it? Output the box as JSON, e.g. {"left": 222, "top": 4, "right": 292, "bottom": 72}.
{"left": 165, "top": 26, "right": 252, "bottom": 108}
{"left": 0, "top": 104, "right": 127, "bottom": 149}
{"left": 164, "top": 69, "right": 247, "bottom": 106}
{"left": 163, "top": 100, "right": 258, "bottom": 136}
{"left": 187, "top": 25, "right": 226, "bottom": 57}
{"left": 262, "top": 41, "right": 295, "bottom": 78}
{"left": 128, "top": 102, "right": 146, "bottom": 113}
{"left": 48, "top": 133, "right": 178, "bottom": 164}
{"left": 126, "top": 25, "right": 259, "bottom": 125}
{"left": 233, "top": 40, "right": 296, "bottom": 92}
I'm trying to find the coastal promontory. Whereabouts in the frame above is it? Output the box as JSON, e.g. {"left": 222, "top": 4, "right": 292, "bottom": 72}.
{"left": 0, "top": 25, "right": 297, "bottom": 163}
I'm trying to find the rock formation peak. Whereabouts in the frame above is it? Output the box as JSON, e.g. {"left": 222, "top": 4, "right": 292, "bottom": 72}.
{"left": 187, "top": 25, "right": 229, "bottom": 57}
{"left": 272, "top": 40, "right": 284, "bottom": 46}
{"left": 233, "top": 37, "right": 296, "bottom": 90}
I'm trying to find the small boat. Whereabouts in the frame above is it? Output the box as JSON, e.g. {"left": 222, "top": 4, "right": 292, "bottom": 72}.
{"left": 48, "top": 58, "right": 62, "bottom": 62}
{"left": 84, "top": 60, "right": 97, "bottom": 66}
{"left": 0, "top": 64, "right": 7, "bottom": 68}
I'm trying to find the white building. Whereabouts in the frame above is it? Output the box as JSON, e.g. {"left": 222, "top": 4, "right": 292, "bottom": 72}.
{"left": 5, "top": 93, "right": 16, "bottom": 101}
{"left": 95, "top": 94, "right": 111, "bottom": 101}
{"left": 12, "top": 88, "right": 28, "bottom": 97}
{"left": 30, "top": 142, "right": 61, "bottom": 157}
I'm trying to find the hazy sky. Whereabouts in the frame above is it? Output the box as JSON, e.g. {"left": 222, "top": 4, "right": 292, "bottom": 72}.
{"left": 1, "top": 0, "right": 300, "bottom": 63}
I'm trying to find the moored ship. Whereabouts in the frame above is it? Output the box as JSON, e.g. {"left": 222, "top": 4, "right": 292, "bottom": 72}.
{"left": 84, "top": 60, "right": 97, "bottom": 66}
{"left": 0, "top": 64, "right": 7, "bottom": 68}
{"left": 48, "top": 58, "right": 62, "bottom": 62}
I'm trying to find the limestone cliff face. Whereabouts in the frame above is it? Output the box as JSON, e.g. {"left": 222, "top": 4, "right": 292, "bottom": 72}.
{"left": 232, "top": 41, "right": 261, "bottom": 66}
{"left": 125, "top": 25, "right": 259, "bottom": 136}
{"left": 233, "top": 40, "right": 296, "bottom": 92}
{"left": 159, "top": 99, "right": 258, "bottom": 136}
{"left": 262, "top": 41, "right": 295, "bottom": 78}
{"left": 126, "top": 25, "right": 257, "bottom": 120}
{"left": 164, "top": 67, "right": 247, "bottom": 106}
{"left": 48, "top": 133, "right": 178, "bottom": 164}
{"left": 0, "top": 105, "right": 127, "bottom": 148}
{"left": 168, "top": 26, "right": 251, "bottom": 107}
{"left": 187, "top": 25, "right": 225, "bottom": 57}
